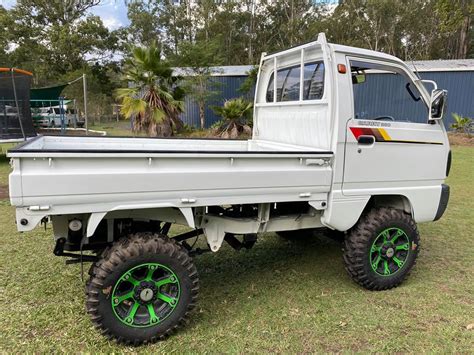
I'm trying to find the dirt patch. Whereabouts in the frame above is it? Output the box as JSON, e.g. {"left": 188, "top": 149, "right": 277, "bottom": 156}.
{"left": 0, "top": 185, "right": 8, "bottom": 199}
{"left": 448, "top": 133, "right": 474, "bottom": 146}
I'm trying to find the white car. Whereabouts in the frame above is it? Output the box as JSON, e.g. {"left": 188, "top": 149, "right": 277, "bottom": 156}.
{"left": 32, "top": 106, "right": 81, "bottom": 128}
{"left": 8, "top": 34, "right": 450, "bottom": 345}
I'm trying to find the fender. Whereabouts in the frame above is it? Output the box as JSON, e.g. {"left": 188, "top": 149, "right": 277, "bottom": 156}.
{"left": 85, "top": 207, "right": 196, "bottom": 238}
{"left": 319, "top": 191, "right": 370, "bottom": 231}
{"left": 87, "top": 206, "right": 196, "bottom": 238}
{"left": 322, "top": 188, "right": 438, "bottom": 232}
{"left": 86, "top": 212, "right": 107, "bottom": 238}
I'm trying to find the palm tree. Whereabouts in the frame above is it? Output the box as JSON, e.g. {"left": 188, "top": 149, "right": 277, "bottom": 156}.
{"left": 116, "top": 44, "right": 185, "bottom": 137}
{"left": 212, "top": 98, "right": 253, "bottom": 139}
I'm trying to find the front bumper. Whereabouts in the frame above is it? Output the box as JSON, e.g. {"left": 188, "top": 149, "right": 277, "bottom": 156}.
{"left": 434, "top": 184, "right": 450, "bottom": 221}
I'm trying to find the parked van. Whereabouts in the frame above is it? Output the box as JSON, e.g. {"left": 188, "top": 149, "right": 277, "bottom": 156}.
{"left": 31, "top": 106, "right": 84, "bottom": 128}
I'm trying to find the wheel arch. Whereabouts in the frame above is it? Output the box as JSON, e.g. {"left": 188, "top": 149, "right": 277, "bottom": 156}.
{"left": 367, "top": 189, "right": 442, "bottom": 223}
{"left": 365, "top": 194, "right": 413, "bottom": 217}
{"left": 85, "top": 207, "right": 196, "bottom": 238}
{"left": 322, "top": 193, "right": 414, "bottom": 232}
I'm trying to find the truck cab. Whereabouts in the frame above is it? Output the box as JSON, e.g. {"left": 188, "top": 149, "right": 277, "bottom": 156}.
{"left": 254, "top": 33, "right": 450, "bottom": 231}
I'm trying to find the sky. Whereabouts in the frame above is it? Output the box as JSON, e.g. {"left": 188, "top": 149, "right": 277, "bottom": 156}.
{"left": 0, "top": 0, "right": 130, "bottom": 30}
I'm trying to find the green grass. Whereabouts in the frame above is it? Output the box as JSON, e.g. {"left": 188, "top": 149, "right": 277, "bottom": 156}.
{"left": 88, "top": 120, "right": 210, "bottom": 138}
{"left": 0, "top": 147, "right": 473, "bottom": 352}
{"left": 88, "top": 120, "right": 139, "bottom": 137}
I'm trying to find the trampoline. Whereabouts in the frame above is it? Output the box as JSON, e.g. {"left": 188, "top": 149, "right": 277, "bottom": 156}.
{"left": 0, "top": 68, "right": 36, "bottom": 142}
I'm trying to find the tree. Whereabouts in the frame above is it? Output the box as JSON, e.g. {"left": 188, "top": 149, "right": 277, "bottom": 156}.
{"left": 238, "top": 66, "right": 258, "bottom": 98}
{"left": 0, "top": 6, "right": 13, "bottom": 65}
{"left": 199, "top": 1, "right": 249, "bottom": 65}
{"left": 255, "top": 0, "right": 323, "bottom": 54}
{"left": 126, "top": 1, "right": 163, "bottom": 47}
{"left": 7, "top": 0, "right": 117, "bottom": 84}
{"left": 328, "top": 0, "right": 406, "bottom": 56}
{"left": 117, "top": 44, "right": 185, "bottom": 137}
{"left": 2, "top": 0, "right": 120, "bottom": 122}
{"left": 455, "top": 0, "right": 472, "bottom": 59}
{"left": 125, "top": 0, "right": 195, "bottom": 57}
{"left": 158, "top": 1, "right": 194, "bottom": 57}
{"left": 328, "top": 0, "right": 473, "bottom": 60}
{"left": 61, "top": 62, "right": 121, "bottom": 124}
{"left": 14, "top": 0, "right": 100, "bottom": 25}
{"left": 175, "top": 39, "right": 223, "bottom": 129}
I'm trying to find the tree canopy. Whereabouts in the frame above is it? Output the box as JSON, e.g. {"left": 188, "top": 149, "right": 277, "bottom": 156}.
{"left": 0, "top": 0, "right": 471, "bottom": 123}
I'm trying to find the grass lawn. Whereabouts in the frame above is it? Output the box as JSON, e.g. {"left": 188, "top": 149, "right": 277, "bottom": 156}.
{"left": 0, "top": 145, "right": 472, "bottom": 352}
{"left": 87, "top": 120, "right": 213, "bottom": 139}
{"left": 87, "top": 120, "right": 137, "bottom": 136}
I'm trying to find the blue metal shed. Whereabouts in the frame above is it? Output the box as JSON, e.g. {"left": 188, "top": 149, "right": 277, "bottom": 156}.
{"left": 176, "top": 60, "right": 473, "bottom": 129}
{"left": 413, "top": 62, "right": 474, "bottom": 128}
{"left": 174, "top": 65, "right": 253, "bottom": 128}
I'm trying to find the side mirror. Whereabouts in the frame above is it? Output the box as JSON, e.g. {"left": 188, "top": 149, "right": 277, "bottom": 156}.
{"left": 430, "top": 89, "right": 447, "bottom": 120}
{"left": 352, "top": 73, "right": 366, "bottom": 84}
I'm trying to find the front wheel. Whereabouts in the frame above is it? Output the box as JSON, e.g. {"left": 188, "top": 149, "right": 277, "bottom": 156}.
{"left": 86, "top": 233, "right": 199, "bottom": 345}
{"left": 343, "top": 207, "right": 420, "bottom": 291}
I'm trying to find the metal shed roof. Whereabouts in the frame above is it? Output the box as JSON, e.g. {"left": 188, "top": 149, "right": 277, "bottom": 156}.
{"left": 407, "top": 59, "right": 474, "bottom": 72}
{"left": 173, "top": 59, "right": 474, "bottom": 77}
{"left": 173, "top": 65, "right": 254, "bottom": 77}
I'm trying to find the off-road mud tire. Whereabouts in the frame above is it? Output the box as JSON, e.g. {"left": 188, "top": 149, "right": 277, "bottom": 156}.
{"left": 343, "top": 207, "right": 420, "bottom": 291}
{"left": 85, "top": 233, "right": 199, "bottom": 345}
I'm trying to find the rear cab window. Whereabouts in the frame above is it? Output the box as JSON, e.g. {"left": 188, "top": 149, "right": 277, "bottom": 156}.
{"left": 266, "top": 61, "right": 325, "bottom": 102}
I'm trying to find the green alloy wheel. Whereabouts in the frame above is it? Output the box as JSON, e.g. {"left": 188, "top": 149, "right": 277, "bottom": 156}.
{"left": 370, "top": 228, "right": 411, "bottom": 276}
{"left": 343, "top": 207, "right": 420, "bottom": 291}
{"left": 86, "top": 233, "right": 199, "bottom": 345}
{"left": 111, "top": 263, "right": 181, "bottom": 328}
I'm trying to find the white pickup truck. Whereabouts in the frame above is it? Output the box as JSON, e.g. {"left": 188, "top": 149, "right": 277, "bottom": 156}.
{"left": 8, "top": 34, "right": 451, "bottom": 344}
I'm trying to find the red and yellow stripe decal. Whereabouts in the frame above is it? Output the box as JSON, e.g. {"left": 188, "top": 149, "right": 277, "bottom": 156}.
{"left": 349, "top": 127, "right": 443, "bottom": 145}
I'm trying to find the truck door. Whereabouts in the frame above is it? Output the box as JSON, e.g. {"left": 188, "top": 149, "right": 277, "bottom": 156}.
{"left": 342, "top": 59, "right": 448, "bottom": 195}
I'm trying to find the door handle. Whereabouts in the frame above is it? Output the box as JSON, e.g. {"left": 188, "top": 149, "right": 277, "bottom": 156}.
{"left": 357, "top": 135, "right": 375, "bottom": 145}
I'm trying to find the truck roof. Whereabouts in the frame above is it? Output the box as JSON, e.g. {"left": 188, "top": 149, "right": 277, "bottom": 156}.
{"left": 330, "top": 43, "right": 404, "bottom": 64}
{"left": 261, "top": 33, "right": 405, "bottom": 67}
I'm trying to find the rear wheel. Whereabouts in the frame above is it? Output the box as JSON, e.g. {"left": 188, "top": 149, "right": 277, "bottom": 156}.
{"left": 86, "top": 233, "right": 198, "bottom": 345}
{"left": 343, "top": 207, "right": 419, "bottom": 290}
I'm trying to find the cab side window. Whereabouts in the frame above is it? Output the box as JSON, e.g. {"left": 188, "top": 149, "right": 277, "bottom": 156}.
{"left": 350, "top": 60, "right": 428, "bottom": 123}
{"left": 266, "top": 61, "right": 325, "bottom": 102}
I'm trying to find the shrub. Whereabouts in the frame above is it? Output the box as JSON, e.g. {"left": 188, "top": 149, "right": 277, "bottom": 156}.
{"left": 451, "top": 113, "right": 472, "bottom": 136}
{"left": 212, "top": 98, "right": 253, "bottom": 139}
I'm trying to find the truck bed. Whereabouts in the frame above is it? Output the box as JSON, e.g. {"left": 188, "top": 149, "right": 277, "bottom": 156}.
{"left": 9, "top": 135, "right": 329, "bottom": 154}
{"left": 8, "top": 135, "right": 333, "bottom": 213}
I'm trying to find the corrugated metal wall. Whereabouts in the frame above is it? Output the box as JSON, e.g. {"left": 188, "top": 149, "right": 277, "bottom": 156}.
{"left": 180, "top": 70, "right": 473, "bottom": 129}
{"left": 180, "top": 76, "right": 252, "bottom": 128}
{"left": 419, "top": 71, "right": 474, "bottom": 127}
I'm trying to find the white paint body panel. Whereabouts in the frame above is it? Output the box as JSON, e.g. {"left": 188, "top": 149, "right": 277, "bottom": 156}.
{"left": 9, "top": 136, "right": 333, "bottom": 236}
